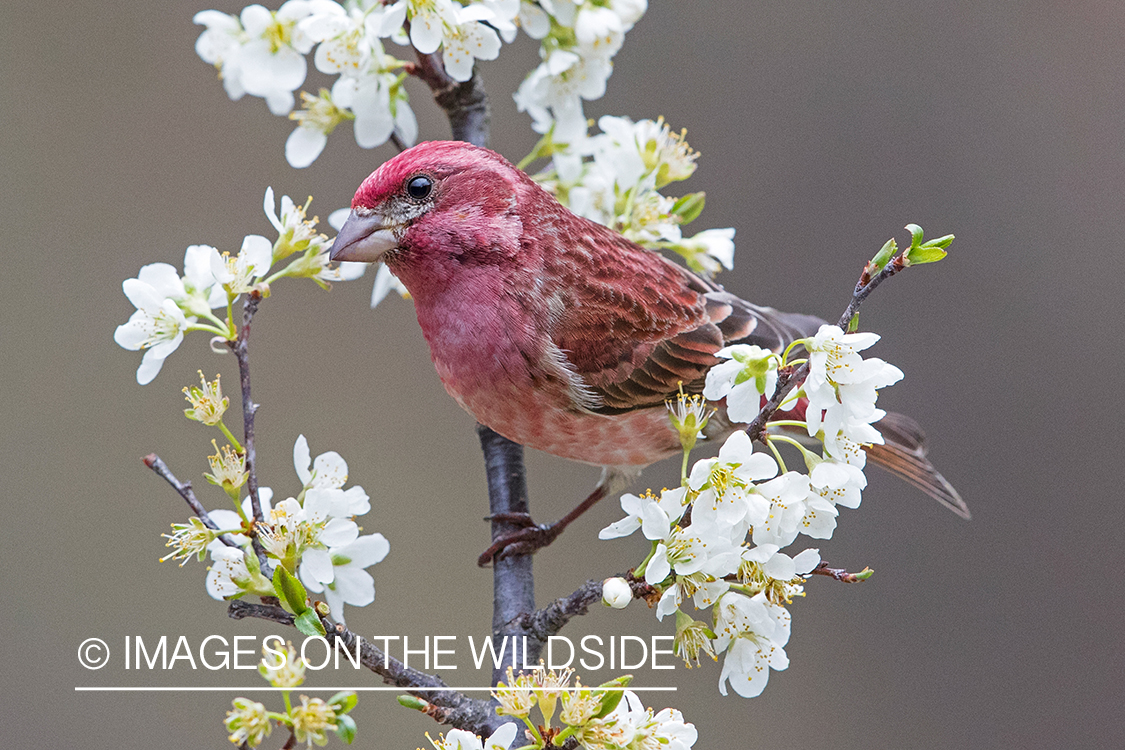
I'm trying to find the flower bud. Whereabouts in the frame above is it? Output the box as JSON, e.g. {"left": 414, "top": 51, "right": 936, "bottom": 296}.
{"left": 602, "top": 577, "right": 632, "bottom": 609}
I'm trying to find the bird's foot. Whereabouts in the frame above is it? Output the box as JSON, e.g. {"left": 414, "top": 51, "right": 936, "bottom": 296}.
{"left": 477, "top": 514, "right": 563, "bottom": 567}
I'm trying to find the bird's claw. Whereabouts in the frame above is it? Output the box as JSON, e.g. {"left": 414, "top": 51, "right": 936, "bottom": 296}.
{"left": 477, "top": 521, "right": 562, "bottom": 567}
{"left": 482, "top": 512, "right": 537, "bottom": 527}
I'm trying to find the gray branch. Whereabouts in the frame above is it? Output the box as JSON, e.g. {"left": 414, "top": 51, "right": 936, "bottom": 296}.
{"left": 227, "top": 600, "right": 506, "bottom": 736}
{"left": 143, "top": 453, "right": 237, "bottom": 548}
{"left": 228, "top": 290, "right": 264, "bottom": 522}
{"left": 410, "top": 52, "right": 490, "bottom": 147}
{"left": 501, "top": 575, "right": 659, "bottom": 666}
{"left": 477, "top": 426, "right": 536, "bottom": 686}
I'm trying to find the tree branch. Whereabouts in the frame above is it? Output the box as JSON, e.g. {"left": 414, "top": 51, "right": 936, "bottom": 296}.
{"left": 409, "top": 53, "right": 490, "bottom": 147}
{"left": 227, "top": 600, "right": 506, "bottom": 736}
{"left": 503, "top": 574, "right": 659, "bottom": 666}
{"left": 223, "top": 290, "right": 273, "bottom": 575}
{"left": 143, "top": 453, "right": 237, "bottom": 547}
{"left": 228, "top": 290, "right": 264, "bottom": 522}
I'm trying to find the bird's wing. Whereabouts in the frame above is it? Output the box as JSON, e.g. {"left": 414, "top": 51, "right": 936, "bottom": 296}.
{"left": 546, "top": 232, "right": 821, "bottom": 413}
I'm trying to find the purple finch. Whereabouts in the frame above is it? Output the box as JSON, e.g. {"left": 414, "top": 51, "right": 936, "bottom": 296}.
{"left": 330, "top": 142, "right": 968, "bottom": 558}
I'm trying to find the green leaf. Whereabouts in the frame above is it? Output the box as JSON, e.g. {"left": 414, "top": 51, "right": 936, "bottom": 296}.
{"left": 594, "top": 675, "right": 633, "bottom": 718}
{"left": 904, "top": 245, "right": 948, "bottom": 265}
{"left": 905, "top": 223, "right": 925, "bottom": 249}
{"left": 847, "top": 313, "right": 860, "bottom": 333}
{"left": 328, "top": 691, "right": 359, "bottom": 715}
{"left": 671, "top": 192, "right": 706, "bottom": 225}
{"left": 293, "top": 609, "right": 326, "bottom": 637}
{"left": 869, "top": 238, "right": 897, "bottom": 274}
{"left": 924, "top": 233, "right": 955, "bottom": 249}
{"left": 335, "top": 714, "right": 357, "bottom": 744}
{"left": 273, "top": 565, "right": 309, "bottom": 615}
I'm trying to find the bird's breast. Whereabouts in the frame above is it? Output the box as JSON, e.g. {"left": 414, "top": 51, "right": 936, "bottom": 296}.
{"left": 409, "top": 273, "right": 682, "bottom": 467}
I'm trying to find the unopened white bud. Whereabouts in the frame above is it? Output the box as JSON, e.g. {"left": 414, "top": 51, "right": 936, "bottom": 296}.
{"left": 602, "top": 577, "right": 632, "bottom": 609}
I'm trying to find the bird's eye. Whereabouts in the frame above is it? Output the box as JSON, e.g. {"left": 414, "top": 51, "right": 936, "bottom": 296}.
{"left": 406, "top": 175, "right": 433, "bottom": 201}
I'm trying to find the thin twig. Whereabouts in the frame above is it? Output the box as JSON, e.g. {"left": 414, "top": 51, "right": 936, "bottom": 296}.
{"left": 143, "top": 453, "right": 237, "bottom": 547}
{"left": 809, "top": 561, "right": 873, "bottom": 583}
{"left": 227, "top": 600, "right": 508, "bottom": 736}
{"left": 226, "top": 290, "right": 272, "bottom": 574}
{"left": 745, "top": 253, "right": 907, "bottom": 442}
{"left": 228, "top": 290, "right": 264, "bottom": 522}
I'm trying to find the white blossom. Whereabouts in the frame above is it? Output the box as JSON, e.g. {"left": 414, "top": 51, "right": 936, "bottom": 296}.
{"left": 687, "top": 431, "right": 777, "bottom": 530}
{"left": 441, "top": 4, "right": 503, "bottom": 82}
{"left": 598, "top": 486, "right": 687, "bottom": 540}
{"left": 207, "top": 490, "right": 276, "bottom": 546}
{"left": 114, "top": 277, "right": 192, "bottom": 385}
{"left": 236, "top": 2, "right": 318, "bottom": 115}
{"left": 677, "top": 227, "right": 736, "bottom": 276}
{"left": 182, "top": 245, "right": 227, "bottom": 312}
{"left": 293, "top": 434, "right": 343, "bottom": 489}
{"left": 206, "top": 545, "right": 253, "bottom": 599}
{"left": 300, "top": 532, "right": 390, "bottom": 622}
{"left": 740, "top": 543, "right": 821, "bottom": 582}
{"left": 478, "top": 0, "right": 521, "bottom": 42}
{"left": 513, "top": 0, "right": 647, "bottom": 143}
{"left": 264, "top": 186, "right": 320, "bottom": 255}
{"left": 430, "top": 723, "right": 517, "bottom": 750}
{"left": 703, "top": 344, "right": 779, "bottom": 423}
{"left": 610, "top": 0, "right": 648, "bottom": 28}
{"left": 809, "top": 456, "right": 866, "bottom": 509}
{"left": 211, "top": 235, "right": 274, "bottom": 294}
{"left": 574, "top": 6, "right": 624, "bottom": 60}
{"left": 285, "top": 89, "right": 348, "bottom": 167}
{"left": 225, "top": 697, "right": 272, "bottom": 747}
{"left": 581, "top": 691, "right": 696, "bottom": 750}
{"left": 517, "top": 1, "right": 551, "bottom": 38}
{"left": 193, "top": 10, "right": 248, "bottom": 101}
{"left": 514, "top": 52, "right": 612, "bottom": 143}
{"left": 713, "top": 591, "right": 792, "bottom": 698}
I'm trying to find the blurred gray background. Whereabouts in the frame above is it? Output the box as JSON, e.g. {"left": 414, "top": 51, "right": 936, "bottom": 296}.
{"left": 4, "top": 1, "right": 1124, "bottom": 748}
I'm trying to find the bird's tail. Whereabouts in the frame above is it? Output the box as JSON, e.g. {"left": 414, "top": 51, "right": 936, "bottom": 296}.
{"left": 866, "top": 411, "right": 970, "bottom": 519}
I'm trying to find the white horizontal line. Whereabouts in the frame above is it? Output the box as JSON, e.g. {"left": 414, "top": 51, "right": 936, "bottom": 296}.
{"left": 75, "top": 686, "right": 677, "bottom": 692}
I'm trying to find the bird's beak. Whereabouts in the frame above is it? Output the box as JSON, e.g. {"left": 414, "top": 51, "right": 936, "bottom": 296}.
{"left": 329, "top": 209, "right": 399, "bottom": 263}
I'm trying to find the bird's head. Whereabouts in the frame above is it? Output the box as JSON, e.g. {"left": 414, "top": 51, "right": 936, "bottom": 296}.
{"left": 329, "top": 141, "right": 527, "bottom": 266}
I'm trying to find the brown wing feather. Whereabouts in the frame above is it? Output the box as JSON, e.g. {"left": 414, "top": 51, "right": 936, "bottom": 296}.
{"left": 546, "top": 223, "right": 825, "bottom": 413}
{"left": 867, "top": 412, "right": 971, "bottom": 519}
{"left": 547, "top": 227, "right": 718, "bottom": 411}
